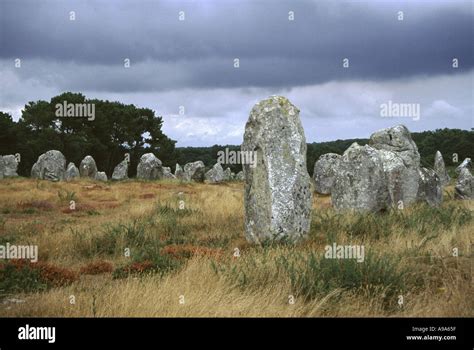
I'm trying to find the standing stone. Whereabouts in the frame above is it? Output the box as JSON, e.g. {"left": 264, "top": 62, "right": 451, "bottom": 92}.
{"left": 137, "top": 153, "right": 163, "bottom": 180}
{"left": 80, "top": 156, "right": 98, "bottom": 179}
{"left": 223, "top": 167, "right": 232, "bottom": 181}
{"left": 175, "top": 163, "right": 185, "bottom": 180}
{"left": 455, "top": 168, "right": 473, "bottom": 200}
{"left": 434, "top": 151, "right": 450, "bottom": 186}
{"left": 205, "top": 163, "right": 224, "bottom": 183}
{"left": 235, "top": 171, "right": 244, "bottom": 181}
{"left": 65, "top": 162, "right": 80, "bottom": 181}
{"left": 455, "top": 158, "right": 472, "bottom": 174}
{"left": 112, "top": 160, "right": 129, "bottom": 180}
{"left": 332, "top": 143, "right": 389, "bottom": 212}
{"left": 184, "top": 161, "right": 205, "bottom": 182}
{"left": 313, "top": 153, "right": 341, "bottom": 194}
{"left": 242, "top": 96, "right": 312, "bottom": 243}
{"left": 0, "top": 157, "right": 5, "bottom": 179}
{"left": 31, "top": 150, "right": 66, "bottom": 181}
{"left": 369, "top": 125, "right": 420, "bottom": 207}
{"left": 375, "top": 149, "right": 411, "bottom": 207}
{"left": 31, "top": 162, "right": 40, "bottom": 179}
{"left": 417, "top": 167, "right": 443, "bottom": 206}
{"left": 2, "top": 155, "right": 19, "bottom": 177}
{"left": 162, "top": 167, "right": 176, "bottom": 179}
{"left": 95, "top": 172, "right": 108, "bottom": 181}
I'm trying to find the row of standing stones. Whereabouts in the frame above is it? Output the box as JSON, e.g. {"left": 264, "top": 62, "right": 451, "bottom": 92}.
{"left": 312, "top": 129, "right": 473, "bottom": 205}
{"left": 1, "top": 96, "right": 472, "bottom": 244}
{"left": 0, "top": 151, "right": 244, "bottom": 183}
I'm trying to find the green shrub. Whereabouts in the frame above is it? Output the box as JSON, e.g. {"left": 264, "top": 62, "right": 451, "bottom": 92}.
{"left": 57, "top": 189, "right": 76, "bottom": 203}
{"left": 213, "top": 249, "right": 409, "bottom": 310}
{"left": 0, "top": 263, "right": 47, "bottom": 298}
{"left": 0, "top": 261, "right": 77, "bottom": 299}
{"left": 278, "top": 252, "right": 407, "bottom": 304}
{"left": 153, "top": 203, "right": 194, "bottom": 244}
{"left": 310, "top": 203, "right": 472, "bottom": 241}
{"left": 112, "top": 245, "right": 182, "bottom": 279}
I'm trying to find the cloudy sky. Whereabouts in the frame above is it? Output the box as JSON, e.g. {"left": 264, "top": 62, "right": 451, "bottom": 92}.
{"left": 0, "top": 0, "right": 472, "bottom": 146}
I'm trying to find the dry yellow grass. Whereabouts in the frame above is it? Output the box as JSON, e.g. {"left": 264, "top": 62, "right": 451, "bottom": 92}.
{"left": 0, "top": 178, "right": 472, "bottom": 317}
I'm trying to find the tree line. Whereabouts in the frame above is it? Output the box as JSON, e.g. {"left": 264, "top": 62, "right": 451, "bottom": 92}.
{"left": 1, "top": 93, "right": 472, "bottom": 177}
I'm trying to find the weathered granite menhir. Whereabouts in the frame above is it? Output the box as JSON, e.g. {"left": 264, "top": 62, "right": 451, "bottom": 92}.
{"left": 242, "top": 96, "right": 312, "bottom": 244}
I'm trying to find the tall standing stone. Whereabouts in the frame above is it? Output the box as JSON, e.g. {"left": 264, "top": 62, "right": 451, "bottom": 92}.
{"left": 31, "top": 162, "right": 40, "bottom": 179}
{"left": 434, "top": 151, "right": 450, "bottom": 186}
{"left": 369, "top": 125, "right": 420, "bottom": 207}
{"left": 175, "top": 163, "right": 185, "bottom": 180}
{"left": 332, "top": 143, "right": 389, "bottom": 212}
{"left": 455, "top": 158, "right": 472, "bottom": 174}
{"left": 95, "top": 171, "right": 108, "bottom": 182}
{"left": 455, "top": 168, "right": 473, "bottom": 200}
{"left": 417, "top": 167, "right": 443, "bottom": 206}
{"left": 65, "top": 162, "right": 80, "bottom": 181}
{"left": 2, "top": 155, "right": 19, "bottom": 177}
{"left": 137, "top": 153, "right": 163, "bottom": 180}
{"left": 313, "top": 153, "right": 341, "bottom": 194}
{"left": 205, "top": 163, "right": 224, "bottom": 183}
{"left": 184, "top": 161, "right": 205, "bottom": 182}
{"left": 112, "top": 160, "right": 129, "bottom": 180}
{"left": 242, "top": 96, "right": 312, "bottom": 243}
{"left": 162, "top": 166, "right": 176, "bottom": 179}
{"left": 80, "top": 156, "right": 98, "bottom": 179}
{"left": 0, "top": 157, "right": 5, "bottom": 179}
{"left": 31, "top": 150, "right": 66, "bottom": 181}
{"left": 223, "top": 167, "right": 232, "bottom": 181}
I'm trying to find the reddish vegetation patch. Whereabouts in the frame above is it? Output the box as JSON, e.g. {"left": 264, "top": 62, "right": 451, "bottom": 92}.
{"left": 161, "top": 245, "right": 224, "bottom": 260}
{"left": 17, "top": 200, "right": 54, "bottom": 211}
{"left": 38, "top": 264, "right": 78, "bottom": 287}
{"left": 79, "top": 260, "right": 114, "bottom": 275}
{"left": 139, "top": 193, "right": 155, "bottom": 199}
{"left": 5, "top": 260, "right": 78, "bottom": 287}
{"left": 121, "top": 261, "right": 155, "bottom": 274}
{"left": 96, "top": 199, "right": 115, "bottom": 204}
{"left": 62, "top": 203, "right": 98, "bottom": 214}
{"left": 101, "top": 202, "right": 120, "bottom": 209}
{"left": 82, "top": 185, "right": 110, "bottom": 191}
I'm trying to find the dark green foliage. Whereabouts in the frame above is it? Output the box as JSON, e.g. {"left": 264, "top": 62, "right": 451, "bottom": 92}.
{"left": 0, "top": 261, "right": 77, "bottom": 299}
{"left": 0, "top": 263, "right": 48, "bottom": 298}
{"left": 0, "top": 112, "right": 18, "bottom": 155}
{"left": 2, "top": 92, "right": 177, "bottom": 177}
{"left": 412, "top": 128, "right": 474, "bottom": 168}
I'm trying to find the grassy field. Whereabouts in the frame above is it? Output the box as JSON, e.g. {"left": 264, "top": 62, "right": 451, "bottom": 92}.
{"left": 0, "top": 177, "right": 472, "bottom": 317}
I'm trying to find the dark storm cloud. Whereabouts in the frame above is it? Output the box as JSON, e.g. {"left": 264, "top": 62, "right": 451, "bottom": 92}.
{"left": 1, "top": 0, "right": 472, "bottom": 91}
